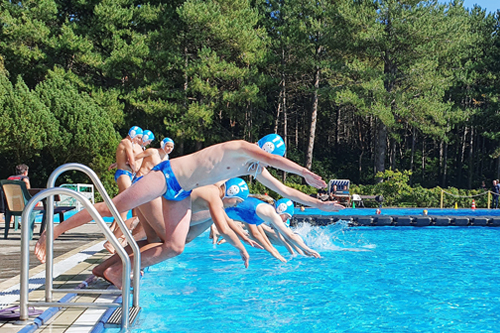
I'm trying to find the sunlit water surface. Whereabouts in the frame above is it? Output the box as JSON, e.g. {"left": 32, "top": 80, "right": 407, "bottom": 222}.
{"left": 105, "top": 223, "right": 500, "bottom": 333}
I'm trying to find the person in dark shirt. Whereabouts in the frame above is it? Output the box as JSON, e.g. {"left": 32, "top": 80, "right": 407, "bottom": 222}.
{"left": 7, "top": 164, "right": 31, "bottom": 189}
{"left": 492, "top": 179, "right": 500, "bottom": 209}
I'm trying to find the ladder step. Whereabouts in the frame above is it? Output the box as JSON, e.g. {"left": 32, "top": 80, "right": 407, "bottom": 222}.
{"left": 104, "top": 306, "right": 141, "bottom": 327}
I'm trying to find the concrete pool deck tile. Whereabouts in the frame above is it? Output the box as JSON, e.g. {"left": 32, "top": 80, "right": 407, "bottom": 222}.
{"left": 0, "top": 222, "right": 119, "bottom": 332}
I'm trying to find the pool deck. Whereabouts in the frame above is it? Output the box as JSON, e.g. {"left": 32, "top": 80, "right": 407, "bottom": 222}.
{"left": 0, "top": 216, "right": 115, "bottom": 333}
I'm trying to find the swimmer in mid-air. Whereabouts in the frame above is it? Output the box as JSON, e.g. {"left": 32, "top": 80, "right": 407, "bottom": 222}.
{"left": 36, "top": 134, "right": 343, "bottom": 288}
{"left": 92, "top": 178, "right": 264, "bottom": 280}
{"left": 218, "top": 196, "right": 317, "bottom": 260}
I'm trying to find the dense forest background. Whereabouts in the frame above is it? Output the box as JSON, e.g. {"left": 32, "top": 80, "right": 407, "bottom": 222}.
{"left": 1, "top": 0, "right": 500, "bottom": 195}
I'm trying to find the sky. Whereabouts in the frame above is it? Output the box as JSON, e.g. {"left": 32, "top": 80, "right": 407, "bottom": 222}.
{"left": 460, "top": 0, "right": 500, "bottom": 13}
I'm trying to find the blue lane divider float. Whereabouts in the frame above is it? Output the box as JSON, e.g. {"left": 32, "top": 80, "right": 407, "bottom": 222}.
{"left": 90, "top": 296, "right": 122, "bottom": 333}
{"left": 17, "top": 276, "right": 96, "bottom": 333}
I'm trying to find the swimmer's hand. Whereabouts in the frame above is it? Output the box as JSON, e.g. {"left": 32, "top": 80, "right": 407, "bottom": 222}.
{"left": 302, "top": 169, "right": 327, "bottom": 189}
{"left": 317, "top": 201, "right": 345, "bottom": 212}
{"left": 305, "top": 249, "right": 321, "bottom": 259}
{"left": 244, "top": 238, "right": 264, "bottom": 250}
{"left": 108, "top": 162, "right": 117, "bottom": 171}
{"left": 210, "top": 224, "right": 220, "bottom": 245}
{"left": 275, "top": 253, "right": 287, "bottom": 263}
{"left": 240, "top": 250, "right": 250, "bottom": 268}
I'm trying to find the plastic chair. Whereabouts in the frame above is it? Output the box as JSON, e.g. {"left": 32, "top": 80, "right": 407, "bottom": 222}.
{"left": 0, "top": 180, "right": 44, "bottom": 239}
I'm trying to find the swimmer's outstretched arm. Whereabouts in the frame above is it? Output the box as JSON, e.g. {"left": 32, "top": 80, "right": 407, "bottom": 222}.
{"left": 241, "top": 142, "right": 326, "bottom": 188}
{"left": 243, "top": 222, "right": 286, "bottom": 262}
{"left": 223, "top": 213, "right": 264, "bottom": 250}
{"left": 260, "top": 224, "right": 296, "bottom": 255}
{"left": 257, "top": 204, "right": 320, "bottom": 258}
{"left": 256, "top": 168, "right": 344, "bottom": 212}
{"left": 207, "top": 196, "right": 251, "bottom": 268}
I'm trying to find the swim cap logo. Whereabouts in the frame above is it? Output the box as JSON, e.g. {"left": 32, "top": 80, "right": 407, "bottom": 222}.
{"left": 261, "top": 142, "right": 275, "bottom": 154}
{"left": 277, "top": 203, "right": 288, "bottom": 214}
{"left": 275, "top": 198, "right": 294, "bottom": 217}
{"left": 226, "top": 185, "right": 240, "bottom": 196}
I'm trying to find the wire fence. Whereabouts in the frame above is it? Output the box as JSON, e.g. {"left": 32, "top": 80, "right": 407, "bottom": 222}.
{"left": 441, "top": 190, "right": 498, "bottom": 209}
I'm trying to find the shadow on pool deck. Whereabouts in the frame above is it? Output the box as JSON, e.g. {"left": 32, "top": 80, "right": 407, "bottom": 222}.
{"left": 0, "top": 217, "right": 107, "bottom": 285}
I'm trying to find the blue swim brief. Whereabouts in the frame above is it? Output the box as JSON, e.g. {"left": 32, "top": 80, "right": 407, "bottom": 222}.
{"left": 114, "top": 169, "right": 133, "bottom": 183}
{"left": 151, "top": 160, "right": 192, "bottom": 201}
{"left": 132, "top": 175, "right": 143, "bottom": 184}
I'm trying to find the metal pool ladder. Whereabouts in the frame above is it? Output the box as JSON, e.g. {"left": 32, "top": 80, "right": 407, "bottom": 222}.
{"left": 19, "top": 163, "right": 142, "bottom": 330}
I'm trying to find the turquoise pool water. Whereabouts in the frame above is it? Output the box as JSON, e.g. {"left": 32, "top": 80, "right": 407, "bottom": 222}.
{"left": 104, "top": 223, "right": 500, "bottom": 332}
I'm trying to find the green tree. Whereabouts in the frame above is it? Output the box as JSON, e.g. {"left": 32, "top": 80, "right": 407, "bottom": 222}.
{"left": 35, "top": 67, "right": 120, "bottom": 175}
{"left": 334, "top": 0, "right": 472, "bottom": 180}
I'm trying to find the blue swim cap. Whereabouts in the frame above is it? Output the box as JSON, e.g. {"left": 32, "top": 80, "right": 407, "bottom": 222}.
{"left": 142, "top": 130, "right": 155, "bottom": 143}
{"left": 161, "top": 137, "right": 174, "bottom": 149}
{"left": 258, "top": 134, "right": 286, "bottom": 157}
{"left": 275, "top": 198, "right": 295, "bottom": 218}
{"left": 224, "top": 178, "right": 249, "bottom": 201}
{"left": 128, "top": 126, "right": 143, "bottom": 139}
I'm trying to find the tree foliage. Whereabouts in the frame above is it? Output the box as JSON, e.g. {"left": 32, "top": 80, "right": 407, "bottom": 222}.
{"left": 0, "top": 0, "right": 499, "bottom": 193}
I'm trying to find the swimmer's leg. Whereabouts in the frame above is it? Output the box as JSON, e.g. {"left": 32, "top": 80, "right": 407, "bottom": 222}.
{"left": 136, "top": 197, "right": 166, "bottom": 243}
{"left": 186, "top": 220, "right": 213, "bottom": 243}
{"left": 35, "top": 171, "right": 167, "bottom": 263}
{"left": 115, "top": 174, "right": 133, "bottom": 221}
{"left": 103, "top": 196, "right": 192, "bottom": 289}
{"left": 109, "top": 175, "right": 133, "bottom": 233}
{"left": 93, "top": 239, "right": 150, "bottom": 278}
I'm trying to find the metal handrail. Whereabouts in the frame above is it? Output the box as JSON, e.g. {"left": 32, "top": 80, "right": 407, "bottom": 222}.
{"left": 20, "top": 189, "right": 133, "bottom": 329}
{"left": 19, "top": 163, "right": 143, "bottom": 330}
{"left": 44, "top": 163, "right": 140, "bottom": 306}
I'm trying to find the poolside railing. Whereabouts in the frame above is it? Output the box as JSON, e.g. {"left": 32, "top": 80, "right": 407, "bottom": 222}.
{"left": 20, "top": 163, "right": 141, "bottom": 330}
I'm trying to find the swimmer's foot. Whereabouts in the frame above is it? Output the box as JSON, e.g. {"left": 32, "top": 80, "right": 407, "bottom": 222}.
{"left": 103, "top": 241, "right": 116, "bottom": 254}
{"left": 103, "top": 268, "right": 123, "bottom": 290}
{"left": 34, "top": 232, "right": 47, "bottom": 263}
{"left": 103, "top": 236, "right": 127, "bottom": 254}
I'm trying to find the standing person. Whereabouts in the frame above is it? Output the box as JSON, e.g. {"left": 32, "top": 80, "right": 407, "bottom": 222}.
{"left": 161, "top": 138, "right": 174, "bottom": 159}
{"left": 36, "top": 134, "right": 344, "bottom": 288}
{"left": 141, "top": 130, "right": 155, "bottom": 150}
{"left": 481, "top": 181, "right": 487, "bottom": 191}
{"left": 109, "top": 126, "right": 144, "bottom": 227}
{"left": 493, "top": 180, "right": 500, "bottom": 209}
{"left": 8, "top": 164, "right": 31, "bottom": 189}
{"left": 104, "top": 137, "right": 175, "bottom": 253}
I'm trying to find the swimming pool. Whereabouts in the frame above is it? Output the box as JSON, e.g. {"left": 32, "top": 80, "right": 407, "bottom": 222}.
{"left": 293, "top": 208, "right": 500, "bottom": 227}
{"left": 103, "top": 223, "right": 500, "bottom": 332}
{"left": 297, "top": 207, "right": 500, "bottom": 216}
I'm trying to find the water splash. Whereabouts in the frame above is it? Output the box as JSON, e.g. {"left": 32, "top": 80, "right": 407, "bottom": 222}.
{"left": 292, "top": 220, "right": 374, "bottom": 252}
